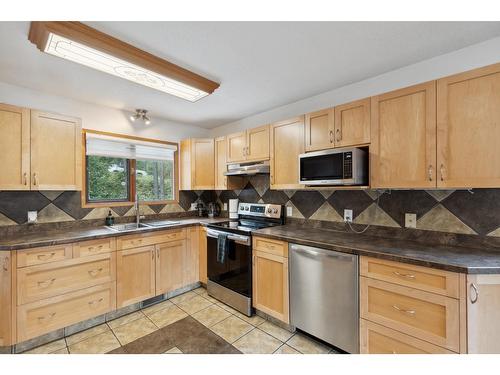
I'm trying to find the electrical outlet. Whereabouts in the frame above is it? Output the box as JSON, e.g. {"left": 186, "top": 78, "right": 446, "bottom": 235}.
{"left": 405, "top": 213, "right": 417, "bottom": 229}
{"left": 190, "top": 203, "right": 197, "bottom": 211}
{"left": 286, "top": 206, "right": 293, "bottom": 217}
{"left": 223, "top": 203, "right": 228, "bottom": 211}
{"left": 27, "top": 211, "right": 37, "bottom": 223}
{"left": 344, "top": 209, "right": 353, "bottom": 223}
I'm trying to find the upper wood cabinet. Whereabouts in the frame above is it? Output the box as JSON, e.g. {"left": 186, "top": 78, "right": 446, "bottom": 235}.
{"left": 0, "top": 104, "right": 82, "bottom": 191}
{"left": 226, "top": 125, "right": 270, "bottom": 163}
{"left": 214, "top": 136, "right": 244, "bottom": 190}
{"left": 334, "top": 98, "right": 371, "bottom": 147}
{"left": 31, "top": 111, "right": 82, "bottom": 191}
{"left": 270, "top": 116, "right": 304, "bottom": 189}
{"left": 370, "top": 82, "right": 437, "bottom": 189}
{"left": 0, "top": 104, "right": 30, "bottom": 190}
{"left": 180, "top": 138, "right": 215, "bottom": 190}
{"left": 304, "top": 108, "right": 334, "bottom": 152}
{"left": 437, "top": 63, "right": 500, "bottom": 188}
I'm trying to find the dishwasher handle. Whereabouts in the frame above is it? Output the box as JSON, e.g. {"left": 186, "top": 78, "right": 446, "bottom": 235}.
{"left": 290, "top": 244, "right": 355, "bottom": 262}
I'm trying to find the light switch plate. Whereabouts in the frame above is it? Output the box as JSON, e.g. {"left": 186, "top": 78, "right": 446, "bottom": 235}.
{"left": 27, "top": 211, "right": 37, "bottom": 223}
{"left": 344, "top": 209, "right": 353, "bottom": 223}
{"left": 286, "top": 206, "right": 293, "bottom": 217}
{"left": 405, "top": 213, "right": 417, "bottom": 228}
{"left": 223, "top": 203, "right": 228, "bottom": 211}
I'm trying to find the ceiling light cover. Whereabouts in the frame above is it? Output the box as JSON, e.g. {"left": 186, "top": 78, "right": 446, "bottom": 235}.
{"left": 45, "top": 33, "right": 209, "bottom": 102}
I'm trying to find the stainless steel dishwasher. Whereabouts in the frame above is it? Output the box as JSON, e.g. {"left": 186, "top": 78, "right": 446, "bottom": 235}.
{"left": 289, "top": 243, "right": 359, "bottom": 353}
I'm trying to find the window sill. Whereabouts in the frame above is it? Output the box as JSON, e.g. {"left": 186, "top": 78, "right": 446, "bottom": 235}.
{"left": 81, "top": 199, "right": 179, "bottom": 209}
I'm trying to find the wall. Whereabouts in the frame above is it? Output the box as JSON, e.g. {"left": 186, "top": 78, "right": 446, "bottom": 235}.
{"left": 211, "top": 176, "right": 500, "bottom": 238}
{"left": 0, "top": 81, "right": 209, "bottom": 142}
{"left": 210, "top": 35, "right": 500, "bottom": 136}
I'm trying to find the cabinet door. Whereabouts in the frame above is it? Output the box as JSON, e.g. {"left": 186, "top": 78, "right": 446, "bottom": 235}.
{"left": 214, "top": 136, "right": 227, "bottom": 190}
{"left": 252, "top": 250, "right": 289, "bottom": 323}
{"left": 184, "top": 227, "right": 200, "bottom": 286}
{"left": 116, "top": 246, "right": 156, "bottom": 308}
{"left": 304, "top": 108, "right": 334, "bottom": 152}
{"left": 334, "top": 98, "right": 371, "bottom": 147}
{"left": 437, "top": 63, "right": 500, "bottom": 188}
{"left": 226, "top": 131, "right": 247, "bottom": 163}
{"left": 246, "top": 125, "right": 270, "bottom": 161}
{"left": 199, "top": 226, "right": 208, "bottom": 284}
{"left": 467, "top": 274, "right": 500, "bottom": 353}
{"left": 0, "top": 104, "right": 30, "bottom": 190}
{"left": 0, "top": 253, "right": 13, "bottom": 346}
{"left": 371, "top": 82, "right": 436, "bottom": 188}
{"left": 156, "top": 240, "right": 186, "bottom": 294}
{"left": 30, "top": 111, "right": 82, "bottom": 190}
{"left": 191, "top": 138, "right": 214, "bottom": 190}
{"left": 270, "top": 116, "right": 305, "bottom": 189}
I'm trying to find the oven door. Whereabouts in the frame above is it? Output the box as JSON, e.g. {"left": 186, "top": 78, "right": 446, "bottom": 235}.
{"left": 206, "top": 229, "right": 252, "bottom": 298}
{"left": 299, "top": 150, "right": 345, "bottom": 185}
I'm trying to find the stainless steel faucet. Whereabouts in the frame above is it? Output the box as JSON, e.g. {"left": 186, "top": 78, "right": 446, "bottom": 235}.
{"left": 135, "top": 193, "right": 140, "bottom": 227}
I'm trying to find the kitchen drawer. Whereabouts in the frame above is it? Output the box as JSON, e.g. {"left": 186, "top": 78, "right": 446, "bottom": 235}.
{"left": 253, "top": 237, "right": 288, "bottom": 257}
{"left": 17, "top": 253, "right": 116, "bottom": 305}
{"left": 17, "top": 244, "right": 73, "bottom": 268}
{"left": 116, "top": 229, "right": 186, "bottom": 250}
{"left": 360, "top": 256, "right": 460, "bottom": 298}
{"left": 360, "top": 319, "right": 454, "bottom": 354}
{"left": 360, "top": 277, "right": 460, "bottom": 352}
{"left": 73, "top": 238, "right": 115, "bottom": 258}
{"left": 17, "top": 282, "right": 116, "bottom": 342}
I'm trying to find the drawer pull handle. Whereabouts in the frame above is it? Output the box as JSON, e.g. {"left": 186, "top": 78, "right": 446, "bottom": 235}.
{"left": 37, "top": 278, "right": 56, "bottom": 288}
{"left": 38, "top": 312, "right": 56, "bottom": 321}
{"left": 132, "top": 239, "right": 143, "bottom": 245}
{"left": 392, "top": 305, "right": 416, "bottom": 316}
{"left": 2, "top": 256, "right": 8, "bottom": 271}
{"left": 88, "top": 268, "right": 103, "bottom": 277}
{"left": 37, "top": 252, "right": 56, "bottom": 260}
{"left": 88, "top": 298, "right": 104, "bottom": 306}
{"left": 88, "top": 245, "right": 104, "bottom": 252}
{"left": 470, "top": 283, "right": 479, "bottom": 304}
{"left": 392, "top": 271, "right": 416, "bottom": 279}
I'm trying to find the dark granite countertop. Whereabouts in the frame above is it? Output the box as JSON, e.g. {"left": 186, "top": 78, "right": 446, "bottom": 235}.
{"left": 253, "top": 225, "right": 500, "bottom": 274}
{"left": 0, "top": 217, "right": 228, "bottom": 251}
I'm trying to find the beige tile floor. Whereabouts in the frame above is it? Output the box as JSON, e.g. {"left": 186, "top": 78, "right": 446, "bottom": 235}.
{"left": 23, "top": 286, "right": 336, "bottom": 354}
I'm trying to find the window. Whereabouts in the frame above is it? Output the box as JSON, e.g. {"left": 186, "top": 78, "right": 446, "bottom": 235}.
{"left": 84, "top": 131, "right": 178, "bottom": 206}
{"left": 136, "top": 159, "right": 174, "bottom": 201}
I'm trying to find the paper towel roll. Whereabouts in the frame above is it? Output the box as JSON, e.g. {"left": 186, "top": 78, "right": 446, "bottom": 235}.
{"left": 229, "top": 199, "right": 239, "bottom": 219}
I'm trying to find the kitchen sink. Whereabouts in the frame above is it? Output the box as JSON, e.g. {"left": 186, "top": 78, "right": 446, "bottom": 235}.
{"left": 106, "top": 223, "right": 150, "bottom": 232}
{"left": 142, "top": 220, "right": 181, "bottom": 227}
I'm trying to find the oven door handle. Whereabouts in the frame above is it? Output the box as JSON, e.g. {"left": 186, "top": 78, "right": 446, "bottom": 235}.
{"left": 206, "top": 229, "right": 251, "bottom": 246}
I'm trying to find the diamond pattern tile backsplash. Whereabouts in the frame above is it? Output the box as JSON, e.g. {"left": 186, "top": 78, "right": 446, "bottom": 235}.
{"left": 1, "top": 175, "right": 500, "bottom": 238}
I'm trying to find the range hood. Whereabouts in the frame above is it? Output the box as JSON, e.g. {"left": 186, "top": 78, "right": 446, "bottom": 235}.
{"left": 224, "top": 160, "right": 270, "bottom": 176}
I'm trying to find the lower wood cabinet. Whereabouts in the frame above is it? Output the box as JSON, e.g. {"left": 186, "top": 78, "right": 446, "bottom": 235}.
{"left": 0, "top": 253, "right": 14, "bottom": 346}
{"left": 199, "top": 226, "right": 208, "bottom": 284}
{"left": 360, "top": 319, "right": 453, "bottom": 354}
{"left": 116, "top": 245, "right": 156, "bottom": 308}
{"left": 252, "top": 236, "right": 289, "bottom": 324}
{"left": 17, "top": 282, "right": 116, "bottom": 342}
{"left": 156, "top": 240, "right": 186, "bottom": 295}
{"left": 116, "top": 228, "right": 200, "bottom": 308}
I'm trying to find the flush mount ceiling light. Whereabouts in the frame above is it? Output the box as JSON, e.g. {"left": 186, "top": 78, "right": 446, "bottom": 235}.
{"left": 130, "top": 109, "right": 151, "bottom": 125}
{"left": 28, "top": 22, "right": 220, "bottom": 102}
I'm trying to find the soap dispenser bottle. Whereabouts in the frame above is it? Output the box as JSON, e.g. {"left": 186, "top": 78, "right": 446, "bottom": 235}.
{"left": 105, "top": 210, "right": 114, "bottom": 226}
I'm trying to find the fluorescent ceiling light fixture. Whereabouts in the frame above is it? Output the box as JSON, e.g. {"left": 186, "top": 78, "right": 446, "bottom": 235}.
{"left": 28, "top": 22, "right": 220, "bottom": 102}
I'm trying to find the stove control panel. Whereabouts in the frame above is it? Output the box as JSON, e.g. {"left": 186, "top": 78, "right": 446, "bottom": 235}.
{"left": 238, "top": 203, "right": 282, "bottom": 219}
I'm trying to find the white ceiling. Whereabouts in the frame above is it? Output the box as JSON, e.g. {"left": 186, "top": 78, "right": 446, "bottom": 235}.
{"left": 1, "top": 21, "right": 500, "bottom": 129}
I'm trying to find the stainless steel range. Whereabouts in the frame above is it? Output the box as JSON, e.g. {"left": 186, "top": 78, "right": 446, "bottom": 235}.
{"left": 206, "top": 203, "right": 284, "bottom": 316}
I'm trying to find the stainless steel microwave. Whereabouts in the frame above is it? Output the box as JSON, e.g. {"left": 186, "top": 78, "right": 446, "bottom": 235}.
{"left": 299, "top": 147, "right": 368, "bottom": 186}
